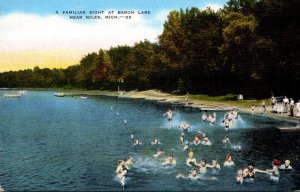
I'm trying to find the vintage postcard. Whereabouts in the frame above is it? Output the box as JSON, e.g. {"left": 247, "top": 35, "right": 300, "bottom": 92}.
{"left": 0, "top": 0, "right": 299, "bottom": 191}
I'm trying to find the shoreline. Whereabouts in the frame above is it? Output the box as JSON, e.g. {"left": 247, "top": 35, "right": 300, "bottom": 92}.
{"left": 2, "top": 88, "right": 300, "bottom": 123}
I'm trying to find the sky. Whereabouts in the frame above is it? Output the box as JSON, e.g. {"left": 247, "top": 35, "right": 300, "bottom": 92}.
{"left": 0, "top": 0, "right": 227, "bottom": 72}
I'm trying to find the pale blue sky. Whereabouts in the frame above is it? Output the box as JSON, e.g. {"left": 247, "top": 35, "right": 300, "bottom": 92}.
{"left": 0, "top": 0, "right": 228, "bottom": 71}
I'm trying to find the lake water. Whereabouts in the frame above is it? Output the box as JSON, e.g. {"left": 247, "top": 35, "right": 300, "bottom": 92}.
{"left": 0, "top": 90, "right": 299, "bottom": 191}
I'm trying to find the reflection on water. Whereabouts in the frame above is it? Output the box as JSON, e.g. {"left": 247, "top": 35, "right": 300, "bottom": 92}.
{"left": 0, "top": 91, "right": 299, "bottom": 191}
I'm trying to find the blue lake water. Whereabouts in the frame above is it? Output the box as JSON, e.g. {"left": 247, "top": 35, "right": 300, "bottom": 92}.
{"left": 0, "top": 90, "right": 299, "bottom": 191}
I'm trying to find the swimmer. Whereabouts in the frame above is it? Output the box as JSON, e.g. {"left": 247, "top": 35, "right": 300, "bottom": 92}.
{"left": 153, "top": 148, "right": 164, "bottom": 157}
{"left": 130, "top": 133, "right": 135, "bottom": 139}
{"left": 163, "top": 109, "right": 174, "bottom": 128}
{"left": 233, "top": 109, "right": 239, "bottom": 119}
{"left": 133, "top": 139, "right": 142, "bottom": 146}
{"left": 193, "top": 135, "right": 201, "bottom": 145}
{"left": 266, "top": 159, "right": 280, "bottom": 181}
{"left": 236, "top": 169, "right": 244, "bottom": 184}
{"left": 124, "top": 155, "right": 134, "bottom": 167}
{"left": 280, "top": 160, "right": 293, "bottom": 170}
{"left": 197, "top": 130, "right": 211, "bottom": 145}
{"left": 179, "top": 122, "right": 190, "bottom": 132}
{"left": 223, "top": 119, "right": 230, "bottom": 131}
{"left": 116, "top": 112, "right": 119, "bottom": 116}
{"left": 209, "top": 160, "right": 221, "bottom": 170}
{"left": 151, "top": 138, "right": 159, "bottom": 145}
{"left": 201, "top": 113, "right": 207, "bottom": 122}
{"left": 243, "top": 163, "right": 263, "bottom": 179}
{"left": 186, "top": 151, "right": 197, "bottom": 166}
{"left": 162, "top": 154, "right": 177, "bottom": 166}
{"left": 183, "top": 142, "right": 189, "bottom": 151}
{"left": 230, "top": 143, "right": 242, "bottom": 151}
{"left": 222, "top": 135, "right": 231, "bottom": 144}
{"left": 116, "top": 160, "right": 129, "bottom": 174}
{"left": 123, "top": 119, "right": 127, "bottom": 125}
{"left": 210, "top": 115, "right": 216, "bottom": 125}
{"left": 0, "top": 185, "right": 4, "bottom": 192}
{"left": 117, "top": 166, "right": 127, "bottom": 187}
{"left": 201, "top": 134, "right": 212, "bottom": 145}
{"left": 224, "top": 154, "right": 235, "bottom": 166}
{"left": 176, "top": 168, "right": 201, "bottom": 180}
{"left": 208, "top": 114, "right": 213, "bottom": 122}
{"left": 195, "top": 159, "right": 211, "bottom": 174}
{"left": 180, "top": 132, "right": 185, "bottom": 144}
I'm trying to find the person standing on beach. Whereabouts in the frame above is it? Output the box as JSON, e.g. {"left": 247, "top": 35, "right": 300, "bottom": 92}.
{"left": 271, "top": 96, "right": 276, "bottom": 111}
{"left": 283, "top": 96, "right": 289, "bottom": 113}
{"left": 262, "top": 101, "right": 266, "bottom": 114}
{"left": 296, "top": 100, "right": 300, "bottom": 117}
{"left": 251, "top": 104, "right": 255, "bottom": 115}
{"left": 290, "top": 98, "right": 294, "bottom": 117}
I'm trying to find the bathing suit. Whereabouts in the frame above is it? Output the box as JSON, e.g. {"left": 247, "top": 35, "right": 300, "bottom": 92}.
{"left": 168, "top": 118, "right": 172, "bottom": 121}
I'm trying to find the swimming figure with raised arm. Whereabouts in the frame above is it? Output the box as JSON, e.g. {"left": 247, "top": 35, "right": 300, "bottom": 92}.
{"left": 176, "top": 168, "right": 202, "bottom": 180}
{"left": 179, "top": 122, "right": 190, "bottom": 132}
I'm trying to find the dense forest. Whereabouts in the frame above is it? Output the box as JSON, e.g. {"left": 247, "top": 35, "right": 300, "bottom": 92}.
{"left": 1, "top": 0, "right": 299, "bottom": 99}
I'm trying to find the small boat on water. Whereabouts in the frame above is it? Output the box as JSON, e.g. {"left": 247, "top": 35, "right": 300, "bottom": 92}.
{"left": 80, "top": 95, "right": 88, "bottom": 99}
{"left": 3, "top": 94, "right": 21, "bottom": 98}
{"left": 54, "top": 93, "right": 65, "bottom": 97}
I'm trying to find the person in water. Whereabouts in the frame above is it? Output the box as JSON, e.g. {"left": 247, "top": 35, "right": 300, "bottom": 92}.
{"left": 236, "top": 169, "right": 244, "bottom": 184}
{"left": 197, "top": 130, "right": 211, "bottom": 145}
{"left": 222, "top": 135, "right": 231, "bottom": 144}
{"left": 280, "top": 160, "right": 293, "bottom": 170}
{"left": 130, "top": 132, "right": 135, "bottom": 140}
{"left": 222, "top": 119, "right": 230, "bottom": 131}
{"left": 186, "top": 151, "right": 197, "bottom": 167}
{"left": 162, "top": 154, "right": 177, "bottom": 166}
{"left": 151, "top": 138, "right": 159, "bottom": 145}
{"left": 201, "top": 134, "right": 211, "bottom": 145}
{"left": 224, "top": 154, "right": 235, "bottom": 166}
{"left": 124, "top": 155, "right": 134, "bottom": 167}
{"left": 202, "top": 113, "right": 207, "bottom": 122}
{"left": 195, "top": 159, "right": 217, "bottom": 174}
{"left": 117, "top": 165, "right": 128, "bottom": 188}
{"left": 179, "top": 122, "right": 190, "bottom": 132}
{"left": 266, "top": 159, "right": 280, "bottom": 181}
{"left": 116, "top": 160, "right": 129, "bottom": 174}
{"left": 193, "top": 135, "right": 201, "bottom": 145}
{"left": 243, "top": 163, "right": 261, "bottom": 179}
{"left": 210, "top": 160, "right": 221, "bottom": 170}
{"left": 176, "top": 168, "right": 201, "bottom": 180}
{"left": 180, "top": 132, "right": 185, "bottom": 144}
{"left": 153, "top": 148, "right": 164, "bottom": 157}
{"left": 183, "top": 141, "right": 189, "bottom": 151}
{"left": 163, "top": 109, "right": 174, "bottom": 128}
{"left": 133, "top": 139, "right": 142, "bottom": 145}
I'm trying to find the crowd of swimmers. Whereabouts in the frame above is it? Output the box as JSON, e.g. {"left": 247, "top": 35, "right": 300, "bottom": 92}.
{"left": 114, "top": 107, "right": 294, "bottom": 189}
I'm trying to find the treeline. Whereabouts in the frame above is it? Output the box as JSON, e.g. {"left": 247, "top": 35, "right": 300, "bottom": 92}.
{"left": 1, "top": 0, "right": 299, "bottom": 98}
